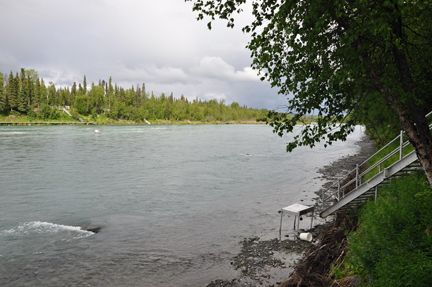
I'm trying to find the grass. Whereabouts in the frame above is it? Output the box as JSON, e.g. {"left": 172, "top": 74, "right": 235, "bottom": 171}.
{"left": 360, "top": 135, "right": 415, "bottom": 182}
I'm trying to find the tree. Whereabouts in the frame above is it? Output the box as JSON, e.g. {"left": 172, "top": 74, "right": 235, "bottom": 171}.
{"left": 6, "top": 72, "right": 19, "bottom": 111}
{"left": 0, "top": 73, "right": 5, "bottom": 112}
{"left": 47, "top": 82, "right": 56, "bottom": 106}
{"left": 74, "top": 91, "right": 88, "bottom": 115}
{"left": 17, "top": 68, "right": 28, "bottom": 113}
{"left": 24, "top": 69, "right": 38, "bottom": 106}
{"left": 187, "top": 0, "right": 432, "bottom": 188}
{"left": 33, "top": 78, "right": 41, "bottom": 108}
{"left": 39, "top": 78, "right": 47, "bottom": 106}
{"left": 107, "top": 77, "right": 114, "bottom": 110}
{"left": 83, "top": 75, "right": 87, "bottom": 94}
{"left": 88, "top": 85, "right": 105, "bottom": 113}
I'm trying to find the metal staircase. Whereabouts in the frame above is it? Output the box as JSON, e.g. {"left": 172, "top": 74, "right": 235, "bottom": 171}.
{"left": 319, "top": 112, "right": 432, "bottom": 218}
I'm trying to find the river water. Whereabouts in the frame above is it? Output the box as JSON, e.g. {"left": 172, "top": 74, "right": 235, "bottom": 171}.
{"left": 0, "top": 124, "right": 364, "bottom": 286}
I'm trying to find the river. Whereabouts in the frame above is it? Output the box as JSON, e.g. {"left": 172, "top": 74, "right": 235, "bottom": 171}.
{"left": 0, "top": 124, "right": 364, "bottom": 286}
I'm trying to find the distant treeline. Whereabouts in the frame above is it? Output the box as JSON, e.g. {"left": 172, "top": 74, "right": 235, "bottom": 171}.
{"left": 0, "top": 68, "right": 268, "bottom": 122}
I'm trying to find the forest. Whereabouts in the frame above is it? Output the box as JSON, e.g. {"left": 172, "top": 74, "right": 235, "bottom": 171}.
{"left": 0, "top": 68, "right": 268, "bottom": 123}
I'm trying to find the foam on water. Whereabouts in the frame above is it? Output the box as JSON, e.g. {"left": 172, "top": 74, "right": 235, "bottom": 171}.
{"left": 0, "top": 131, "right": 27, "bottom": 134}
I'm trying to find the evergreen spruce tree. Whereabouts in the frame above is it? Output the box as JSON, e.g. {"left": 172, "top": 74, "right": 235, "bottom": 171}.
{"left": 78, "top": 83, "right": 84, "bottom": 95}
{"left": 107, "top": 77, "right": 114, "bottom": 109}
{"left": 0, "top": 72, "right": 5, "bottom": 112}
{"left": 24, "top": 69, "right": 37, "bottom": 106}
{"left": 17, "top": 85, "right": 27, "bottom": 113}
{"left": 40, "top": 78, "right": 48, "bottom": 106}
{"left": 34, "top": 78, "right": 41, "bottom": 108}
{"left": 83, "top": 75, "right": 87, "bottom": 94}
{"left": 34, "top": 78, "right": 41, "bottom": 109}
{"left": 47, "top": 82, "right": 56, "bottom": 106}
{"left": 142, "top": 83, "right": 147, "bottom": 102}
{"left": 7, "top": 72, "right": 19, "bottom": 111}
{"left": 17, "top": 69, "right": 27, "bottom": 113}
{"left": 26, "top": 74, "right": 33, "bottom": 107}
{"left": 71, "top": 82, "right": 77, "bottom": 98}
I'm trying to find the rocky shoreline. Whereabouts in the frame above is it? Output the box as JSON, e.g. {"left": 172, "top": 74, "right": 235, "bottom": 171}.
{"left": 206, "top": 136, "right": 376, "bottom": 287}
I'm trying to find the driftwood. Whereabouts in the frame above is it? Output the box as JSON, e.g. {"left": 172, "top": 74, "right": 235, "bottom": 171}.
{"left": 279, "top": 213, "right": 358, "bottom": 287}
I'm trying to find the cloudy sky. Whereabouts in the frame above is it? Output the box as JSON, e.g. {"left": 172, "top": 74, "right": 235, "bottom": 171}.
{"left": 0, "top": 0, "right": 289, "bottom": 110}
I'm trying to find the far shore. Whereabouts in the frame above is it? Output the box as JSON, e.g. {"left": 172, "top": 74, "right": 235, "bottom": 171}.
{"left": 0, "top": 119, "right": 267, "bottom": 126}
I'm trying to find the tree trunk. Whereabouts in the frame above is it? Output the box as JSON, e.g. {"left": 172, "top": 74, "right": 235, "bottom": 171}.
{"left": 389, "top": 37, "right": 432, "bottom": 188}
{"left": 392, "top": 104, "right": 432, "bottom": 187}
{"left": 364, "top": 50, "right": 432, "bottom": 189}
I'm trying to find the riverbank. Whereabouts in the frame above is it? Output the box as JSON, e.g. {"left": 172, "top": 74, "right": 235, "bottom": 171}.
{"left": 206, "top": 135, "right": 376, "bottom": 287}
{"left": 0, "top": 119, "right": 266, "bottom": 125}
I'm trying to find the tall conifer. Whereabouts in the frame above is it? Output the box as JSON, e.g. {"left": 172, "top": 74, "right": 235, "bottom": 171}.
{"left": 71, "top": 82, "right": 77, "bottom": 106}
{"left": 83, "top": 75, "right": 87, "bottom": 94}
{"left": 17, "top": 69, "right": 28, "bottom": 112}
{"left": 0, "top": 73, "right": 5, "bottom": 111}
{"left": 34, "top": 78, "right": 41, "bottom": 108}
{"left": 40, "top": 78, "right": 47, "bottom": 105}
{"left": 7, "top": 72, "right": 19, "bottom": 111}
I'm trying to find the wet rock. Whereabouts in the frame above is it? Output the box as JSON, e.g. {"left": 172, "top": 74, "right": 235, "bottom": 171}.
{"left": 85, "top": 226, "right": 100, "bottom": 233}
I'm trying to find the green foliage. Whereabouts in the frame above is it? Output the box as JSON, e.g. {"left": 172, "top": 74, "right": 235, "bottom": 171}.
{"left": 352, "top": 95, "right": 404, "bottom": 146}
{"left": 187, "top": 0, "right": 432, "bottom": 153}
{"left": 49, "top": 108, "right": 60, "bottom": 120}
{"left": 348, "top": 172, "right": 432, "bottom": 286}
{"left": 7, "top": 72, "right": 19, "bottom": 111}
{"left": 91, "top": 107, "right": 97, "bottom": 120}
{"left": 2, "top": 68, "right": 267, "bottom": 123}
{"left": 88, "top": 85, "right": 104, "bottom": 114}
{"left": 0, "top": 72, "right": 5, "bottom": 112}
{"left": 74, "top": 93, "right": 88, "bottom": 115}
{"left": 27, "top": 108, "right": 36, "bottom": 120}
{"left": 70, "top": 108, "right": 80, "bottom": 121}
{"left": 38, "top": 104, "right": 52, "bottom": 120}
{"left": 362, "top": 138, "right": 415, "bottom": 181}
{"left": 17, "top": 68, "right": 28, "bottom": 113}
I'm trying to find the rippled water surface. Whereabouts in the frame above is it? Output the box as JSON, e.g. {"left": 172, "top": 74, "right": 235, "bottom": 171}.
{"left": 0, "top": 124, "right": 364, "bottom": 286}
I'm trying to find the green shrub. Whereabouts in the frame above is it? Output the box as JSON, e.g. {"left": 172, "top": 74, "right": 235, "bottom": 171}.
{"left": 348, "top": 172, "right": 432, "bottom": 286}
{"left": 27, "top": 108, "right": 36, "bottom": 120}
{"left": 38, "top": 104, "right": 51, "bottom": 120}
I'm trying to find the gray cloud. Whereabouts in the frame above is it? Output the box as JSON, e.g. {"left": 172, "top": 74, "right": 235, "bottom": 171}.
{"left": 0, "top": 0, "right": 286, "bottom": 110}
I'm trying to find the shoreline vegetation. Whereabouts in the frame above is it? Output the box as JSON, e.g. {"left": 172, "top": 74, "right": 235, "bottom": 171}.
{"left": 0, "top": 68, "right": 271, "bottom": 126}
{"left": 0, "top": 119, "right": 267, "bottom": 126}
{"left": 0, "top": 109, "right": 320, "bottom": 126}
{"left": 0, "top": 68, "right": 325, "bottom": 128}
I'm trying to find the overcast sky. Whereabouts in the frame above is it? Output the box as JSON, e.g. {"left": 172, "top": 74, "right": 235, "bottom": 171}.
{"left": 0, "top": 0, "right": 290, "bottom": 110}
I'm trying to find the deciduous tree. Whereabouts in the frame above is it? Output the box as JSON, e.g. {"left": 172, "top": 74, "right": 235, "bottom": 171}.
{"left": 186, "top": 0, "right": 432, "bottom": 188}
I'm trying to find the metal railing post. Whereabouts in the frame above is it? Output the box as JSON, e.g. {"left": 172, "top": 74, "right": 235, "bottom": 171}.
{"left": 400, "top": 130, "right": 403, "bottom": 160}
{"left": 337, "top": 179, "right": 340, "bottom": 201}
{"left": 356, "top": 164, "right": 359, "bottom": 188}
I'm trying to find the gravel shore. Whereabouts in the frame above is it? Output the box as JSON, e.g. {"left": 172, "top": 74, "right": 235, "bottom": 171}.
{"left": 206, "top": 136, "right": 376, "bottom": 287}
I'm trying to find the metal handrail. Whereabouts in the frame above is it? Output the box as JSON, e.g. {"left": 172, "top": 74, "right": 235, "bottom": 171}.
{"left": 320, "top": 112, "right": 432, "bottom": 209}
